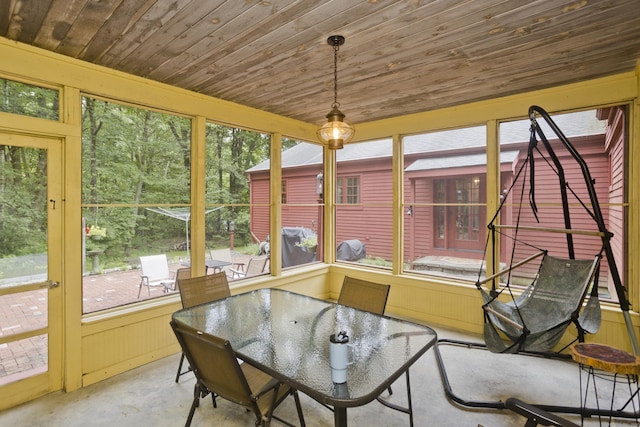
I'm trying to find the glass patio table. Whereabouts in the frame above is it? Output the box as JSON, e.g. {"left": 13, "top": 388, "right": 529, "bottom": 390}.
{"left": 172, "top": 288, "right": 437, "bottom": 426}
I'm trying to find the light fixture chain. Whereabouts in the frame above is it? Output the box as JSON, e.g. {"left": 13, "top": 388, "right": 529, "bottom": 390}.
{"left": 333, "top": 42, "right": 339, "bottom": 109}
{"left": 318, "top": 35, "right": 353, "bottom": 149}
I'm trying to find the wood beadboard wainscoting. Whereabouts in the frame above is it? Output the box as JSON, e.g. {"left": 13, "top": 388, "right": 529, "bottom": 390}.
{"left": 79, "top": 266, "right": 330, "bottom": 387}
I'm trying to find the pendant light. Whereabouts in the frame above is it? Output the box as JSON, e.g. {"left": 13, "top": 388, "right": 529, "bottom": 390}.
{"left": 317, "top": 35, "right": 355, "bottom": 150}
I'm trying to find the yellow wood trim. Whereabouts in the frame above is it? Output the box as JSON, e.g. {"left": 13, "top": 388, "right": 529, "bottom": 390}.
{"left": 0, "top": 328, "right": 48, "bottom": 345}
{"left": 270, "top": 133, "right": 282, "bottom": 276}
{"left": 485, "top": 120, "right": 499, "bottom": 277}
{"left": 81, "top": 299, "right": 181, "bottom": 335}
{"left": 61, "top": 85, "right": 84, "bottom": 392}
{"left": 0, "top": 373, "right": 51, "bottom": 411}
{"left": 82, "top": 344, "right": 178, "bottom": 387}
{"left": 190, "top": 116, "right": 207, "bottom": 277}
{"left": 392, "top": 134, "right": 403, "bottom": 276}
{"left": 0, "top": 112, "right": 76, "bottom": 136}
{"left": 628, "top": 64, "right": 640, "bottom": 310}
{"left": 324, "top": 147, "right": 336, "bottom": 263}
{"left": 0, "top": 37, "right": 317, "bottom": 142}
{"left": 0, "top": 282, "right": 46, "bottom": 296}
{"left": 47, "top": 134, "right": 64, "bottom": 390}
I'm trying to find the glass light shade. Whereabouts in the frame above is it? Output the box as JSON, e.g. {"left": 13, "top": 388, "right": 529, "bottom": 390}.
{"left": 317, "top": 107, "right": 355, "bottom": 150}
{"left": 315, "top": 173, "right": 323, "bottom": 195}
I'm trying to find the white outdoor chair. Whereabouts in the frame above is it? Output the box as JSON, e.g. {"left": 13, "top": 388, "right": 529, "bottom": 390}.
{"left": 138, "top": 254, "right": 176, "bottom": 298}
{"left": 209, "top": 248, "right": 245, "bottom": 274}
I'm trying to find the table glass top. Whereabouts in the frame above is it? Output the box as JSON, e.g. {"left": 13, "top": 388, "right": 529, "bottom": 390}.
{"left": 172, "top": 288, "right": 437, "bottom": 407}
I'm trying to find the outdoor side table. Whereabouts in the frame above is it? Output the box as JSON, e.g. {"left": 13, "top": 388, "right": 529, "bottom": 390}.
{"left": 571, "top": 343, "right": 640, "bottom": 426}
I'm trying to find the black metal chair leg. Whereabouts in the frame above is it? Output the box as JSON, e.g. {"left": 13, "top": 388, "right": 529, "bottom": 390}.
{"left": 185, "top": 384, "right": 200, "bottom": 427}
{"left": 175, "top": 352, "right": 185, "bottom": 383}
{"left": 293, "top": 390, "right": 306, "bottom": 427}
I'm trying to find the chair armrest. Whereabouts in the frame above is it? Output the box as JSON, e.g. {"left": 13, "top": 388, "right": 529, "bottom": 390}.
{"left": 229, "top": 267, "right": 245, "bottom": 278}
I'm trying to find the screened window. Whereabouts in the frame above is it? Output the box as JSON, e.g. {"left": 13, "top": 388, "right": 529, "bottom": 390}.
{"left": 498, "top": 108, "right": 625, "bottom": 301}
{"left": 335, "top": 139, "right": 392, "bottom": 268}
{"left": 81, "top": 97, "right": 191, "bottom": 313}
{"left": 261, "top": 141, "right": 322, "bottom": 268}
{"left": 0, "top": 78, "right": 59, "bottom": 120}
{"left": 205, "top": 123, "right": 274, "bottom": 277}
{"left": 403, "top": 126, "right": 487, "bottom": 280}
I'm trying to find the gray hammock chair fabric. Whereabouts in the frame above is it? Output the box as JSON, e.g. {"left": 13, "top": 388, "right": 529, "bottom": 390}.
{"left": 480, "top": 252, "right": 601, "bottom": 353}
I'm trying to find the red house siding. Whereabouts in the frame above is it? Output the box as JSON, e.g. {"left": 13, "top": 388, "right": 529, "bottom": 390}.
{"left": 249, "top": 167, "right": 324, "bottom": 243}
{"left": 336, "top": 158, "right": 393, "bottom": 258}
{"left": 602, "top": 106, "right": 626, "bottom": 298}
{"left": 248, "top": 133, "right": 615, "bottom": 273}
{"left": 503, "top": 136, "right": 610, "bottom": 279}
{"left": 248, "top": 170, "right": 270, "bottom": 243}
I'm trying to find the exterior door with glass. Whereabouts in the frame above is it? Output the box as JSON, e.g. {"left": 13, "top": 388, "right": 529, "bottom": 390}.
{"left": 0, "top": 132, "right": 62, "bottom": 410}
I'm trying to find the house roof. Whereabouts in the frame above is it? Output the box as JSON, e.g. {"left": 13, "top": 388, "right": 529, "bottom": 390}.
{"left": 250, "top": 109, "right": 605, "bottom": 172}
{"left": 406, "top": 151, "right": 520, "bottom": 172}
{"left": 248, "top": 138, "right": 391, "bottom": 172}
{"left": 2, "top": 1, "right": 639, "bottom": 125}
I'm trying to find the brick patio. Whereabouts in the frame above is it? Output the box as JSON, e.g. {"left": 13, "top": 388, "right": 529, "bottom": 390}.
{"left": 1, "top": 253, "right": 257, "bottom": 385}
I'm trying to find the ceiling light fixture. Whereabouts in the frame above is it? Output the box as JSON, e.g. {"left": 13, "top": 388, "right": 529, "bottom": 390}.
{"left": 317, "top": 35, "right": 355, "bottom": 150}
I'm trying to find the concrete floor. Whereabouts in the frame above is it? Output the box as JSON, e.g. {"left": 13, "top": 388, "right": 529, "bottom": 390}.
{"left": 1, "top": 327, "right": 638, "bottom": 427}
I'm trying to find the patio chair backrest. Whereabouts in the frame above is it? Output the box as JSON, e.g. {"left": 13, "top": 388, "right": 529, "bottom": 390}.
{"left": 338, "top": 276, "right": 390, "bottom": 315}
{"left": 171, "top": 320, "right": 257, "bottom": 408}
{"left": 170, "top": 320, "right": 299, "bottom": 426}
{"left": 174, "top": 267, "right": 191, "bottom": 290}
{"left": 179, "top": 272, "right": 230, "bottom": 309}
{"left": 245, "top": 255, "right": 268, "bottom": 276}
{"left": 140, "top": 254, "right": 171, "bottom": 281}
{"left": 209, "top": 248, "right": 233, "bottom": 263}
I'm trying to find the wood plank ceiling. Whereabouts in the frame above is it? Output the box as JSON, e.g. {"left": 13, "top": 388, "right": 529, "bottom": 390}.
{"left": 1, "top": 0, "right": 640, "bottom": 127}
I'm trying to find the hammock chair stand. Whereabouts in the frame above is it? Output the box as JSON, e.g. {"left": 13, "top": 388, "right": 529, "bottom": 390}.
{"left": 435, "top": 106, "right": 640, "bottom": 421}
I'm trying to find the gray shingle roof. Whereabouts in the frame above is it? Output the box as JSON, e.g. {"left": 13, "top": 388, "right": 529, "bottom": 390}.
{"left": 249, "top": 110, "right": 604, "bottom": 172}
{"left": 406, "top": 151, "right": 519, "bottom": 172}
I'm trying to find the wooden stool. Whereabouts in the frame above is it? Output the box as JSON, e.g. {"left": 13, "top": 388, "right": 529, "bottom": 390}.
{"left": 571, "top": 343, "right": 640, "bottom": 426}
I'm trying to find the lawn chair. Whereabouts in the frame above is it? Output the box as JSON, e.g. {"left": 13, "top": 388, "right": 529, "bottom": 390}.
{"left": 337, "top": 276, "right": 390, "bottom": 315}
{"left": 209, "top": 248, "right": 245, "bottom": 274}
{"left": 336, "top": 277, "right": 401, "bottom": 419}
{"left": 175, "top": 272, "right": 230, "bottom": 383}
{"left": 137, "top": 254, "right": 175, "bottom": 298}
{"left": 170, "top": 320, "right": 306, "bottom": 427}
{"left": 174, "top": 267, "right": 191, "bottom": 291}
{"left": 230, "top": 255, "right": 268, "bottom": 278}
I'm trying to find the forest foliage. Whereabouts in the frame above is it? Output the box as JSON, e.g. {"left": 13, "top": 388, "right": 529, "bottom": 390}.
{"left": 81, "top": 97, "right": 274, "bottom": 265}
{"left": 1, "top": 79, "right": 298, "bottom": 269}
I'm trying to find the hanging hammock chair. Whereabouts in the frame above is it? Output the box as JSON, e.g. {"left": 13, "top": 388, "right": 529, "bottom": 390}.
{"left": 435, "top": 105, "right": 639, "bottom": 419}
{"left": 480, "top": 251, "right": 601, "bottom": 354}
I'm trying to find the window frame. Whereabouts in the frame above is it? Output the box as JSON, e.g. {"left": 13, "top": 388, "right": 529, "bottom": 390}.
{"left": 336, "top": 175, "right": 361, "bottom": 205}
